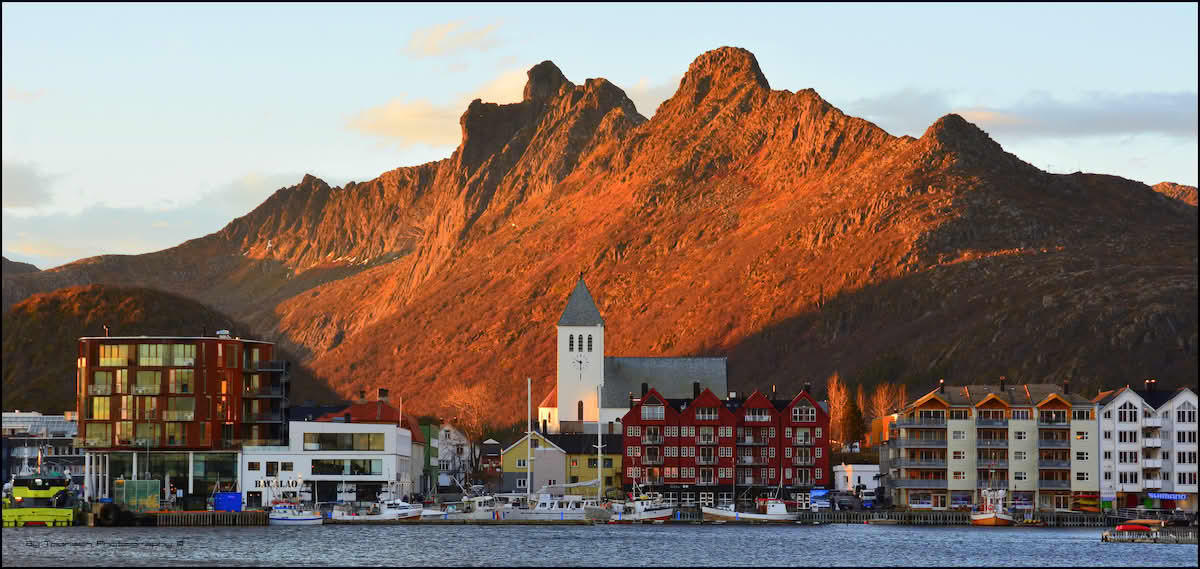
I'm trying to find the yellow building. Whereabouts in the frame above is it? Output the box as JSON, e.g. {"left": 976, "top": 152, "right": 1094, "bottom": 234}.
{"left": 550, "top": 434, "right": 624, "bottom": 498}
{"left": 500, "top": 431, "right": 566, "bottom": 494}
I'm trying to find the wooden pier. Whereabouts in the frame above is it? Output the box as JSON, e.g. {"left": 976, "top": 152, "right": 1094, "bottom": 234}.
{"left": 152, "top": 511, "right": 268, "bottom": 527}
{"left": 1102, "top": 528, "right": 1198, "bottom": 544}
{"left": 324, "top": 518, "right": 593, "bottom": 525}
{"left": 792, "top": 511, "right": 1110, "bottom": 527}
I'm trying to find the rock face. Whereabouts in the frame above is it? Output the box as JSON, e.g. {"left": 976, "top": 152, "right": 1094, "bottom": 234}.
{"left": 1153, "top": 181, "right": 1199, "bottom": 208}
{"left": 2, "top": 257, "right": 39, "bottom": 276}
{"left": 1, "top": 285, "right": 343, "bottom": 413}
{"left": 2, "top": 47, "right": 1196, "bottom": 425}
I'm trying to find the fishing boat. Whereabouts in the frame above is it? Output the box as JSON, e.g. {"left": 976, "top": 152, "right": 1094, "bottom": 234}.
{"left": 970, "top": 488, "right": 1013, "bottom": 526}
{"left": 587, "top": 482, "right": 675, "bottom": 523}
{"left": 268, "top": 500, "right": 323, "bottom": 526}
{"left": 420, "top": 495, "right": 520, "bottom": 520}
{"left": 508, "top": 493, "right": 603, "bottom": 521}
{"left": 701, "top": 496, "right": 799, "bottom": 522}
{"left": 332, "top": 482, "right": 422, "bottom": 521}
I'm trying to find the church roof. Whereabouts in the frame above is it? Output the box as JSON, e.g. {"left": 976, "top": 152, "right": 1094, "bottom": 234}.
{"left": 558, "top": 279, "right": 604, "bottom": 327}
{"left": 602, "top": 357, "right": 728, "bottom": 406}
{"left": 538, "top": 386, "right": 557, "bottom": 409}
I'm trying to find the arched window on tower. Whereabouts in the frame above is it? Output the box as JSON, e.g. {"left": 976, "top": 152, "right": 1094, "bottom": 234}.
{"left": 578, "top": 401, "right": 584, "bottom": 422}
{"left": 587, "top": 335, "right": 593, "bottom": 352}
{"left": 569, "top": 335, "right": 574, "bottom": 352}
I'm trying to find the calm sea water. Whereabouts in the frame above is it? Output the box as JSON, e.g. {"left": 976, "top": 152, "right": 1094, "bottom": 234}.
{"left": 2, "top": 524, "right": 1195, "bottom": 567}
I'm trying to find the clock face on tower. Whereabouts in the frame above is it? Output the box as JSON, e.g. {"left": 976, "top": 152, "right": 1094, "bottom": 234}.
{"left": 572, "top": 354, "right": 587, "bottom": 380}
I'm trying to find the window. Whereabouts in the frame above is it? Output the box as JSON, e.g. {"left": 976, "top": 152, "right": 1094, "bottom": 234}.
{"left": 1118, "top": 431, "right": 1138, "bottom": 443}
{"left": 570, "top": 458, "right": 579, "bottom": 467}
{"left": 1177, "top": 452, "right": 1198, "bottom": 464}
{"left": 1014, "top": 472, "right": 1026, "bottom": 481}
{"left": 568, "top": 335, "right": 574, "bottom": 352}
{"left": 301, "top": 433, "right": 385, "bottom": 451}
{"left": 587, "top": 335, "right": 593, "bottom": 353}
{"left": 163, "top": 422, "right": 186, "bottom": 446}
{"left": 1011, "top": 409, "right": 1031, "bottom": 420}
{"left": 627, "top": 426, "right": 641, "bottom": 437}
{"left": 815, "top": 469, "right": 821, "bottom": 480}
{"left": 785, "top": 427, "right": 792, "bottom": 439}
{"left": 172, "top": 344, "right": 196, "bottom": 367}
{"left": 1119, "top": 451, "right": 1138, "bottom": 464}
{"left": 768, "top": 427, "right": 776, "bottom": 438}
{"left": 1103, "top": 431, "right": 1112, "bottom": 440}
{"left": 815, "top": 448, "right": 822, "bottom": 459}
{"left": 516, "top": 478, "right": 527, "bottom": 488}
{"left": 1072, "top": 409, "right": 1091, "bottom": 421}
{"left": 1177, "top": 472, "right": 1198, "bottom": 485}
{"left": 137, "top": 343, "right": 165, "bottom": 366}
{"left": 134, "top": 370, "right": 161, "bottom": 395}
{"left": 248, "top": 462, "right": 261, "bottom": 471}
{"left": 745, "top": 408, "right": 770, "bottom": 422}
{"left": 953, "top": 472, "right": 965, "bottom": 480}
{"left": 604, "top": 458, "right": 613, "bottom": 468}
{"left": 169, "top": 369, "right": 193, "bottom": 394}
{"left": 784, "top": 447, "right": 792, "bottom": 458}
{"left": 115, "top": 421, "right": 133, "bottom": 445}
{"left": 665, "top": 426, "right": 678, "bottom": 438}
{"left": 88, "top": 397, "right": 110, "bottom": 420}
{"left": 1075, "top": 451, "right": 1089, "bottom": 461}
{"left": 266, "top": 462, "right": 279, "bottom": 477}
{"left": 1177, "top": 431, "right": 1198, "bottom": 444}
{"left": 815, "top": 427, "right": 822, "bottom": 439}
{"left": 952, "top": 431, "right": 965, "bottom": 440}
{"left": 223, "top": 343, "right": 239, "bottom": 368}
{"left": 1103, "top": 451, "right": 1112, "bottom": 460}
{"left": 1103, "top": 472, "right": 1112, "bottom": 481}
{"left": 793, "top": 405, "right": 816, "bottom": 423}
{"left": 516, "top": 459, "right": 527, "bottom": 468}
{"left": 641, "top": 405, "right": 664, "bottom": 421}
{"left": 282, "top": 462, "right": 293, "bottom": 472}
{"left": 949, "top": 409, "right": 969, "bottom": 420}
{"left": 696, "top": 407, "right": 719, "bottom": 421}
{"left": 1075, "top": 472, "right": 1089, "bottom": 481}
{"left": 1119, "top": 471, "right": 1139, "bottom": 484}
{"left": 1178, "top": 403, "right": 1197, "bottom": 423}
{"left": 1014, "top": 431, "right": 1027, "bottom": 440}
{"left": 1075, "top": 431, "right": 1089, "bottom": 440}
{"left": 627, "top": 446, "right": 641, "bottom": 457}
{"left": 953, "top": 451, "right": 965, "bottom": 460}
{"left": 1118, "top": 402, "right": 1137, "bottom": 423}
{"left": 769, "top": 447, "right": 776, "bottom": 458}
{"left": 569, "top": 476, "right": 578, "bottom": 484}
{"left": 721, "top": 446, "right": 732, "bottom": 458}
{"left": 1013, "top": 451, "right": 1027, "bottom": 461}
{"left": 699, "top": 427, "right": 715, "bottom": 444}
{"left": 1103, "top": 410, "right": 1111, "bottom": 419}
{"left": 531, "top": 438, "right": 539, "bottom": 449}
{"left": 100, "top": 344, "right": 131, "bottom": 366}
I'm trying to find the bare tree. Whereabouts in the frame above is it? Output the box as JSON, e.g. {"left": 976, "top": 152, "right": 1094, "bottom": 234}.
{"left": 855, "top": 384, "right": 867, "bottom": 422}
{"left": 444, "top": 383, "right": 491, "bottom": 475}
{"left": 825, "top": 372, "right": 850, "bottom": 445}
{"left": 893, "top": 383, "right": 909, "bottom": 414}
{"left": 870, "top": 382, "right": 894, "bottom": 422}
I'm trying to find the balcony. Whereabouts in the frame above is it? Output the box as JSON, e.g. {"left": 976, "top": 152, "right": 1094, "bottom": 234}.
{"left": 133, "top": 438, "right": 159, "bottom": 448}
{"left": 976, "top": 459, "right": 1008, "bottom": 469}
{"left": 88, "top": 385, "right": 112, "bottom": 395}
{"left": 1037, "top": 419, "right": 1070, "bottom": 428}
{"left": 792, "top": 457, "right": 815, "bottom": 467}
{"left": 1143, "top": 417, "right": 1163, "bottom": 428}
{"left": 738, "top": 478, "right": 766, "bottom": 486}
{"left": 162, "top": 410, "right": 195, "bottom": 422}
{"left": 641, "top": 435, "right": 664, "bottom": 445}
{"left": 895, "top": 418, "right": 947, "bottom": 428}
{"left": 641, "top": 477, "right": 665, "bottom": 485}
{"left": 1143, "top": 459, "right": 1163, "bottom": 469}
{"left": 244, "top": 412, "right": 283, "bottom": 423}
{"left": 1038, "top": 439, "right": 1070, "bottom": 448}
{"left": 893, "top": 458, "right": 947, "bottom": 468}
{"left": 737, "top": 455, "right": 767, "bottom": 466}
{"left": 893, "top": 479, "right": 949, "bottom": 489}
{"left": 1143, "top": 438, "right": 1162, "bottom": 448}
{"left": 72, "top": 437, "right": 109, "bottom": 448}
{"left": 743, "top": 413, "right": 772, "bottom": 423}
{"left": 132, "top": 385, "right": 160, "bottom": 395}
{"left": 976, "top": 479, "right": 1010, "bottom": 488}
{"left": 255, "top": 360, "right": 288, "bottom": 372}
{"left": 694, "top": 479, "right": 718, "bottom": 486}
{"left": 696, "top": 437, "right": 717, "bottom": 446}
{"left": 1037, "top": 459, "right": 1070, "bottom": 469}
{"left": 976, "top": 439, "right": 1008, "bottom": 448}
{"left": 1038, "top": 479, "right": 1071, "bottom": 489}
{"left": 1144, "top": 479, "right": 1163, "bottom": 489}
{"left": 793, "top": 438, "right": 814, "bottom": 447}
{"left": 976, "top": 418, "right": 1009, "bottom": 428}
{"left": 641, "top": 456, "right": 663, "bottom": 465}
{"left": 1118, "top": 483, "right": 1141, "bottom": 493}
{"left": 696, "top": 456, "right": 718, "bottom": 465}
{"left": 894, "top": 437, "right": 948, "bottom": 448}
{"left": 243, "top": 438, "right": 284, "bottom": 447}
{"left": 139, "top": 410, "right": 158, "bottom": 420}
{"left": 738, "top": 437, "right": 768, "bottom": 446}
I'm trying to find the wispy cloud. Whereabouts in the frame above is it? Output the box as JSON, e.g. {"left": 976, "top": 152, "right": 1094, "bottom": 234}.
{"left": 346, "top": 69, "right": 527, "bottom": 147}
{"left": 405, "top": 20, "right": 500, "bottom": 58}
{"left": 843, "top": 89, "right": 1199, "bottom": 140}
{"left": 626, "top": 75, "right": 682, "bottom": 117}
{"left": 2, "top": 161, "right": 57, "bottom": 209}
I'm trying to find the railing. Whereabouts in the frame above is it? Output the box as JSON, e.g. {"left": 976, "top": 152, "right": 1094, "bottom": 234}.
{"left": 1143, "top": 417, "right": 1163, "bottom": 428}
{"left": 894, "top": 438, "right": 948, "bottom": 448}
{"left": 976, "top": 459, "right": 1008, "bottom": 469}
{"left": 743, "top": 414, "right": 772, "bottom": 423}
{"left": 133, "top": 385, "right": 160, "bottom": 395}
{"left": 1118, "top": 483, "right": 1141, "bottom": 493}
{"left": 738, "top": 437, "right": 768, "bottom": 446}
{"left": 696, "top": 456, "right": 717, "bottom": 465}
{"left": 977, "top": 439, "right": 1008, "bottom": 448}
{"left": 166, "top": 437, "right": 189, "bottom": 446}
{"left": 694, "top": 480, "right": 718, "bottom": 486}
{"left": 641, "top": 477, "right": 664, "bottom": 485}
{"left": 1038, "top": 459, "right": 1070, "bottom": 469}
{"left": 893, "top": 458, "right": 947, "bottom": 468}
{"left": 88, "top": 384, "right": 112, "bottom": 395}
{"left": 244, "top": 385, "right": 284, "bottom": 397}
{"left": 641, "top": 456, "right": 663, "bottom": 465}
{"left": 793, "top": 438, "right": 813, "bottom": 446}
{"left": 244, "top": 413, "right": 283, "bottom": 422}
{"left": 162, "top": 410, "right": 195, "bottom": 422}
{"left": 976, "top": 418, "right": 1009, "bottom": 427}
{"left": 737, "top": 455, "right": 767, "bottom": 466}
{"left": 1145, "top": 479, "right": 1164, "bottom": 489}
{"left": 895, "top": 418, "right": 947, "bottom": 428}
{"left": 792, "top": 457, "right": 815, "bottom": 466}
{"left": 133, "top": 438, "right": 159, "bottom": 448}
{"left": 696, "top": 437, "right": 717, "bottom": 445}
{"left": 1143, "top": 438, "right": 1162, "bottom": 448}
{"left": 256, "top": 360, "right": 288, "bottom": 372}
{"left": 1038, "top": 479, "right": 1071, "bottom": 489}
{"left": 1037, "top": 419, "right": 1070, "bottom": 427}
{"left": 243, "top": 438, "right": 284, "bottom": 446}
{"left": 139, "top": 410, "right": 158, "bottom": 420}
{"left": 1038, "top": 439, "right": 1070, "bottom": 448}
{"left": 641, "top": 435, "right": 664, "bottom": 444}
{"left": 1143, "top": 459, "right": 1163, "bottom": 468}
{"left": 738, "top": 478, "right": 766, "bottom": 486}
{"left": 976, "top": 480, "right": 1009, "bottom": 488}
{"left": 893, "top": 479, "right": 949, "bottom": 489}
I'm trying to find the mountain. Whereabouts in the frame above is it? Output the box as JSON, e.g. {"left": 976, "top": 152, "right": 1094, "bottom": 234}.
{"left": 2, "top": 256, "right": 39, "bottom": 276}
{"left": 2, "top": 47, "right": 1196, "bottom": 425}
{"left": 1, "top": 285, "right": 344, "bottom": 413}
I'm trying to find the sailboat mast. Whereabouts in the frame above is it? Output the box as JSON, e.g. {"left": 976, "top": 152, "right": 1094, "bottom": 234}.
{"left": 526, "top": 377, "right": 532, "bottom": 506}
{"left": 597, "top": 383, "right": 602, "bottom": 503}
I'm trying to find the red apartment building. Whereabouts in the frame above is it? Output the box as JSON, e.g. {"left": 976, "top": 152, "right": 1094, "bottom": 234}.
{"left": 76, "top": 331, "right": 289, "bottom": 499}
{"left": 621, "top": 385, "right": 830, "bottom": 509}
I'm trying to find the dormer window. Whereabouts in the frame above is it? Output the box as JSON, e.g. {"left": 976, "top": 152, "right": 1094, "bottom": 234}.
{"left": 587, "top": 335, "right": 593, "bottom": 353}
{"left": 569, "top": 335, "right": 574, "bottom": 352}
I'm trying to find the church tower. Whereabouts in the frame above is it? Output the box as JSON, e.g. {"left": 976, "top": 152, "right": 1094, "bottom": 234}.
{"left": 555, "top": 278, "right": 605, "bottom": 432}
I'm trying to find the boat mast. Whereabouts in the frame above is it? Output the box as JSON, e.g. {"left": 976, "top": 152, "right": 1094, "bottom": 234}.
{"left": 526, "top": 377, "right": 532, "bottom": 506}
{"left": 596, "top": 383, "right": 603, "bottom": 504}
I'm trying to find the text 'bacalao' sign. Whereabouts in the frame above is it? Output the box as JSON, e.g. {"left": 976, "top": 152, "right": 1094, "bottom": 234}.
{"left": 253, "top": 479, "right": 302, "bottom": 488}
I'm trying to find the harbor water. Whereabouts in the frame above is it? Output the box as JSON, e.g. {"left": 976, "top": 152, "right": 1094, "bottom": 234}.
{"left": 3, "top": 524, "right": 1196, "bottom": 567}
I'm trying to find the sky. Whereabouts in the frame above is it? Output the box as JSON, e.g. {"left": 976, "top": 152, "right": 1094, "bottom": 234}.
{"left": 3, "top": 3, "right": 1197, "bottom": 270}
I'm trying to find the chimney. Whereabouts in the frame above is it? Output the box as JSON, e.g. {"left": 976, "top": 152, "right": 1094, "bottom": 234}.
{"left": 728, "top": 391, "right": 737, "bottom": 400}
{"left": 641, "top": 383, "right": 648, "bottom": 397}
{"left": 103, "top": 324, "right": 110, "bottom": 337}
{"left": 378, "top": 388, "right": 389, "bottom": 403}
{"left": 939, "top": 378, "right": 945, "bottom": 394}
{"left": 358, "top": 390, "right": 367, "bottom": 405}
{"left": 1144, "top": 378, "right": 1155, "bottom": 392}
{"left": 693, "top": 382, "right": 701, "bottom": 399}
{"left": 999, "top": 376, "right": 1006, "bottom": 392}
{"left": 772, "top": 384, "right": 777, "bottom": 401}
{"left": 628, "top": 392, "right": 634, "bottom": 408}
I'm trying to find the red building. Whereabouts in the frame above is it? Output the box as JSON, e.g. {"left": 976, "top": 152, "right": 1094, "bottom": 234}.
{"left": 622, "top": 385, "right": 830, "bottom": 510}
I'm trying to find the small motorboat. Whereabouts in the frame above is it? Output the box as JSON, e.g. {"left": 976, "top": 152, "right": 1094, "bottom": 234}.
{"left": 1116, "top": 524, "right": 1153, "bottom": 532}
{"left": 268, "top": 501, "right": 323, "bottom": 526}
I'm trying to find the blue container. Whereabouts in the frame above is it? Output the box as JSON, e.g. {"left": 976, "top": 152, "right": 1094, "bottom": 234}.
{"left": 213, "top": 492, "right": 243, "bottom": 512}
{"left": 99, "top": 498, "right": 113, "bottom": 503}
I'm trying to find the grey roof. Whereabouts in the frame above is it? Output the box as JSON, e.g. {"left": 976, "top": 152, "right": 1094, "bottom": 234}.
{"left": 905, "top": 383, "right": 1093, "bottom": 410}
{"left": 558, "top": 279, "right": 604, "bottom": 327}
{"left": 602, "top": 357, "right": 727, "bottom": 406}
{"left": 545, "top": 434, "right": 623, "bottom": 455}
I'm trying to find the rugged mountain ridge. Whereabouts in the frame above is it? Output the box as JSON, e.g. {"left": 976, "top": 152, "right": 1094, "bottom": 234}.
{"left": 3, "top": 47, "right": 1196, "bottom": 424}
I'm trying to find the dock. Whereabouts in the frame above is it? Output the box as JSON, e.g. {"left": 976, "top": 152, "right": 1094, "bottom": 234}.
{"left": 793, "top": 511, "right": 1110, "bottom": 527}
{"left": 324, "top": 518, "right": 593, "bottom": 525}
{"left": 88, "top": 510, "right": 268, "bottom": 527}
{"left": 1102, "top": 528, "right": 1198, "bottom": 544}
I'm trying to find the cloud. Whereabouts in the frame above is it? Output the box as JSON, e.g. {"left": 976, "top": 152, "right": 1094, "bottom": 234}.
{"left": 4, "top": 87, "right": 48, "bottom": 102}
{"left": 625, "top": 75, "right": 682, "bottom": 117}
{"left": 347, "top": 69, "right": 527, "bottom": 147}
{"left": 2, "top": 161, "right": 57, "bottom": 209}
{"left": 843, "top": 89, "right": 1199, "bottom": 140}
{"left": 406, "top": 21, "right": 500, "bottom": 58}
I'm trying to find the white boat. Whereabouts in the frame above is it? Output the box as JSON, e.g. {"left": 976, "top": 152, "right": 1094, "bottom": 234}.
{"left": 507, "top": 493, "right": 603, "bottom": 521}
{"left": 701, "top": 497, "right": 799, "bottom": 522}
{"left": 970, "top": 488, "right": 1013, "bottom": 526}
{"left": 420, "top": 495, "right": 522, "bottom": 520}
{"left": 268, "top": 501, "right": 324, "bottom": 526}
{"left": 587, "top": 484, "right": 675, "bottom": 523}
{"left": 332, "top": 497, "right": 423, "bottom": 521}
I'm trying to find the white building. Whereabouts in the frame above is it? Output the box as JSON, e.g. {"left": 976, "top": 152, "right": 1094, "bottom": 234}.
{"left": 1096, "top": 384, "right": 1197, "bottom": 512}
{"left": 538, "top": 278, "right": 728, "bottom": 434}
{"left": 833, "top": 463, "right": 880, "bottom": 495}
{"left": 240, "top": 420, "right": 413, "bottom": 508}
{"left": 436, "top": 423, "right": 476, "bottom": 491}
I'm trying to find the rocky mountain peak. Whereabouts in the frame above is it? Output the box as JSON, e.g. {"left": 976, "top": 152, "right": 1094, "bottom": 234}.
{"left": 523, "top": 60, "right": 570, "bottom": 103}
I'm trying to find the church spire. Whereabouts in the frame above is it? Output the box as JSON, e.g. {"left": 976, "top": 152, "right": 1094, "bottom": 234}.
{"left": 558, "top": 278, "right": 604, "bottom": 326}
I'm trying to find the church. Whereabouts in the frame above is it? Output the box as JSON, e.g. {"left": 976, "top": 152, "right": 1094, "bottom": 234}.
{"left": 537, "top": 278, "right": 728, "bottom": 434}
